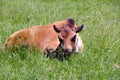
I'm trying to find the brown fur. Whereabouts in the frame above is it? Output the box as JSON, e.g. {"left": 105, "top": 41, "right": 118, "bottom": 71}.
{"left": 1, "top": 19, "right": 84, "bottom": 54}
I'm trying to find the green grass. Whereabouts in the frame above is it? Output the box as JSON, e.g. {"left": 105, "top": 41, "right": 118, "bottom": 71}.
{"left": 0, "top": 0, "right": 120, "bottom": 80}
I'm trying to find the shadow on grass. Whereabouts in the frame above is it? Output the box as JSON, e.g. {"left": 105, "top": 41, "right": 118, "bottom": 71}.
{"left": 0, "top": 45, "right": 33, "bottom": 60}
{"left": 0, "top": 45, "right": 77, "bottom": 62}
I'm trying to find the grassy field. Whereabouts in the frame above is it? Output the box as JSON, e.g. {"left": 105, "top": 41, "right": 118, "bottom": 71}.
{"left": 0, "top": 0, "right": 120, "bottom": 80}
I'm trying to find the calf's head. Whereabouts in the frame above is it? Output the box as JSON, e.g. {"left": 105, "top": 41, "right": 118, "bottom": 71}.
{"left": 53, "top": 24, "right": 84, "bottom": 54}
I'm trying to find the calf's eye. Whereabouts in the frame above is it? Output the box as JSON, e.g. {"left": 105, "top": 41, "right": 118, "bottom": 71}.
{"left": 58, "top": 36, "right": 63, "bottom": 43}
{"left": 71, "top": 35, "right": 76, "bottom": 42}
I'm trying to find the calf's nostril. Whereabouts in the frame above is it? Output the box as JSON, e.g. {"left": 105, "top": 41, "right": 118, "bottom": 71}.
{"left": 64, "top": 49, "right": 70, "bottom": 53}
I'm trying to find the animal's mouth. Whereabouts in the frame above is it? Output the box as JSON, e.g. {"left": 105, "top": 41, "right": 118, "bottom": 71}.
{"left": 45, "top": 42, "right": 74, "bottom": 61}
{"left": 45, "top": 46, "right": 73, "bottom": 61}
{"left": 64, "top": 51, "right": 72, "bottom": 55}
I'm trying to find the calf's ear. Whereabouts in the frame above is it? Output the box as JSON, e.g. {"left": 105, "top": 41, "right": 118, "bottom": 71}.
{"left": 76, "top": 24, "right": 84, "bottom": 33}
{"left": 53, "top": 25, "right": 61, "bottom": 33}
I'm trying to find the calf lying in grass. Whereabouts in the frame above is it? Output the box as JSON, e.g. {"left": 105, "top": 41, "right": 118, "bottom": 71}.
{"left": 0, "top": 19, "right": 84, "bottom": 60}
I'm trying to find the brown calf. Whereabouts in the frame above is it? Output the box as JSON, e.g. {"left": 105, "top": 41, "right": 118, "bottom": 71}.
{"left": 1, "top": 19, "right": 84, "bottom": 57}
